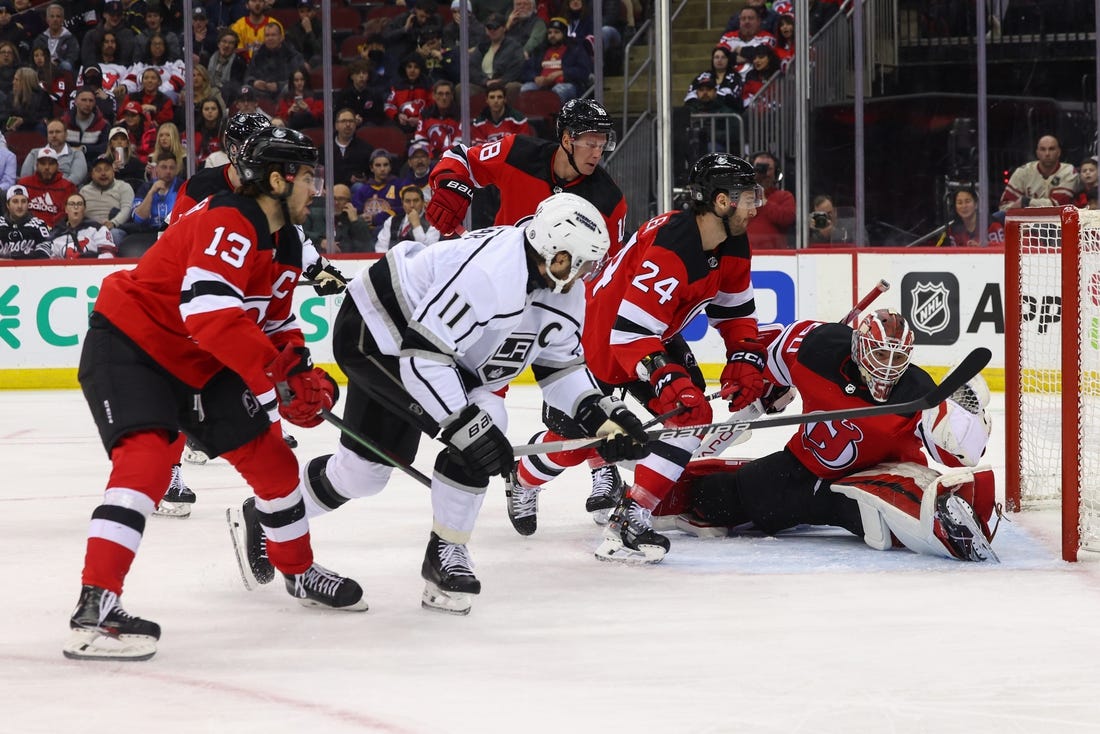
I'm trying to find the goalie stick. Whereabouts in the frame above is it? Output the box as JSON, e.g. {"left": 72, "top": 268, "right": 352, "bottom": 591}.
{"left": 512, "top": 347, "right": 992, "bottom": 457}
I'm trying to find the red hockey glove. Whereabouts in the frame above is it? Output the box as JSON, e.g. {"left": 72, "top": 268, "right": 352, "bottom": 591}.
{"left": 264, "top": 345, "right": 336, "bottom": 428}
{"left": 426, "top": 179, "right": 474, "bottom": 236}
{"left": 648, "top": 363, "right": 712, "bottom": 428}
{"left": 720, "top": 340, "right": 766, "bottom": 412}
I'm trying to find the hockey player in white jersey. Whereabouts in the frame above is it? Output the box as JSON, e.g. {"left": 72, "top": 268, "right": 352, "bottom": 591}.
{"left": 229, "top": 192, "right": 651, "bottom": 614}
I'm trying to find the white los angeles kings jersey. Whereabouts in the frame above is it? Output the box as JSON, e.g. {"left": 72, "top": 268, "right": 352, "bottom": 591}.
{"left": 346, "top": 227, "right": 602, "bottom": 423}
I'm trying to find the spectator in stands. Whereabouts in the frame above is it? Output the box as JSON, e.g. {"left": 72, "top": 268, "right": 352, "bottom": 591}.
{"left": 357, "top": 33, "right": 394, "bottom": 87}
{"left": 305, "top": 182, "right": 375, "bottom": 254}
{"left": 231, "top": 84, "right": 271, "bottom": 121}
{"left": 21, "top": 118, "right": 89, "bottom": 186}
{"left": 115, "top": 102, "right": 156, "bottom": 167}
{"left": 472, "top": 0, "right": 512, "bottom": 23}
{"left": 125, "top": 67, "right": 176, "bottom": 125}
{"left": 328, "top": 107, "right": 372, "bottom": 189}
{"left": 230, "top": 0, "right": 281, "bottom": 62}
{"left": 808, "top": 194, "right": 852, "bottom": 245}
{"left": 125, "top": 153, "right": 182, "bottom": 252}
{"left": 245, "top": 22, "right": 304, "bottom": 102}
{"left": 284, "top": 0, "right": 321, "bottom": 71}
{"left": 0, "top": 183, "right": 51, "bottom": 258}
{"left": 725, "top": 0, "right": 778, "bottom": 35}
{"left": 505, "top": 0, "right": 546, "bottom": 60}
{"left": 385, "top": 54, "right": 432, "bottom": 134}
{"left": 383, "top": 2, "right": 441, "bottom": 68}
{"left": 106, "top": 124, "right": 147, "bottom": 189}
{"left": 683, "top": 71, "right": 740, "bottom": 115}
{"left": 414, "top": 26, "right": 458, "bottom": 86}
{"left": 275, "top": 66, "right": 322, "bottom": 129}
{"left": 208, "top": 29, "right": 247, "bottom": 104}
{"left": 80, "top": 2, "right": 135, "bottom": 69}
{"left": 148, "top": 121, "right": 187, "bottom": 177}
{"left": 17, "top": 146, "right": 77, "bottom": 226}
{"left": 774, "top": 12, "right": 795, "bottom": 62}
{"left": 156, "top": 0, "right": 185, "bottom": 36}
{"left": 745, "top": 150, "right": 795, "bottom": 249}
{"left": 63, "top": 86, "right": 112, "bottom": 161}
{"left": 375, "top": 183, "right": 439, "bottom": 252}
{"left": 133, "top": 35, "right": 189, "bottom": 104}
{"left": 0, "top": 4, "right": 30, "bottom": 61}
{"left": 206, "top": 0, "right": 247, "bottom": 33}
{"left": 674, "top": 73, "right": 741, "bottom": 185}
{"left": 684, "top": 47, "right": 742, "bottom": 108}
{"left": 353, "top": 148, "right": 401, "bottom": 228}
{"left": 1077, "top": 156, "right": 1098, "bottom": 209}
{"left": 75, "top": 64, "right": 121, "bottom": 122}
{"left": 466, "top": 12, "right": 524, "bottom": 101}
{"left": 0, "top": 40, "right": 21, "bottom": 92}
{"left": 2, "top": 67, "right": 51, "bottom": 133}
{"left": 471, "top": 79, "right": 533, "bottom": 143}
{"left": 48, "top": 191, "right": 117, "bottom": 258}
{"left": 718, "top": 4, "right": 775, "bottom": 71}
{"left": 0, "top": 130, "right": 16, "bottom": 191}
{"left": 560, "top": 0, "right": 623, "bottom": 57}
{"left": 741, "top": 44, "right": 781, "bottom": 104}
{"left": 190, "top": 65, "right": 224, "bottom": 120}
{"left": 334, "top": 58, "right": 389, "bottom": 127}
{"left": 31, "top": 4, "right": 78, "bottom": 73}
{"left": 31, "top": 46, "right": 70, "bottom": 111}
{"left": 397, "top": 139, "right": 434, "bottom": 200}
{"left": 937, "top": 188, "right": 1003, "bottom": 247}
{"left": 412, "top": 79, "right": 461, "bottom": 160}
{"left": 999, "top": 134, "right": 1078, "bottom": 210}
{"left": 10, "top": 0, "right": 44, "bottom": 47}
{"left": 189, "top": 6, "right": 218, "bottom": 67}
{"left": 520, "top": 17, "right": 590, "bottom": 104}
{"left": 443, "top": 0, "right": 486, "bottom": 52}
{"left": 193, "top": 97, "right": 225, "bottom": 167}
{"left": 133, "top": 4, "right": 182, "bottom": 65}
{"left": 80, "top": 151, "right": 133, "bottom": 245}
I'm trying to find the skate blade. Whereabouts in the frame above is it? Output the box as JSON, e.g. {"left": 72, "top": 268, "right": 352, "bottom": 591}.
{"left": 589, "top": 508, "right": 611, "bottom": 526}
{"left": 944, "top": 495, "right": 1001, "bottom": 563}
{"left": 153, "top": 501, "right": 192, "bottom": 519}
{"left": 673, "top": 514, "right": 730, "bottom": 538}
{"left": 225, "top": 508, "right": 259, "bottom": 591}
{"left": 62, "top": 629, "right": 157, "bottom": 661}
{"left": 421, "top": 582, "right": 473, "bottom": 615}
{"left": 293, "top": 595, "right": 370, "bottom": 612}
{"left": 594, "top": 537, "right": 666, "bottom": 565}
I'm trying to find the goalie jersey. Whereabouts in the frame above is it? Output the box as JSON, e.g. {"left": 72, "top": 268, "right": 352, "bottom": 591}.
{"left": 764, "top": 319, "right": 973, "bottom": 479}
{"left": 346, "top": 226, "right": 602, "bottom": 423}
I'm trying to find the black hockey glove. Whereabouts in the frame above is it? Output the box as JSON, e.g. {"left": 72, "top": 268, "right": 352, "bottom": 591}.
{"left": 440, "top": 404, "right": 514, "bottom": 479}
{"left": 576, "top": 394, "right": 650, "bottom": 463}
{"left": 304, "top": 256, "right": 348, "bottom": 296}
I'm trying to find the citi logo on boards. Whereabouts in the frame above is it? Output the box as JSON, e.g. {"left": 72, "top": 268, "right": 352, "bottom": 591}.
{"left": 901, "top": 272, "right": 959, "bottom": 344}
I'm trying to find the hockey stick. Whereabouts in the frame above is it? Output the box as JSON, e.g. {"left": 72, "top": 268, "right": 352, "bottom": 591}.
{"left": 320, "top": 408, "right": 432, "bottom": 488}
{"left": 512, "top": 347, "right": 991, "bottom": 457}
{"left": 843, "top": 279, "right": 890, "bottom": 326}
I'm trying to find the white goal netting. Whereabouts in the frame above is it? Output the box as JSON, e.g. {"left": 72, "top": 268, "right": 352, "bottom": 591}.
{"left": 1014, "top": 208, "right": 1100, "bottom": 555}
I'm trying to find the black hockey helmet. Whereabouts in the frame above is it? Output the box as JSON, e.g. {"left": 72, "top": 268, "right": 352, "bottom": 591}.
{"left": 235, "top": 127, "right": 319, "bottom": 195}
{"left": 686, "top": 153, "right": 759, "bottom": 208}
{"left": 222, "top": 112, "right": 270, "bottom": 163}
{"left": 556, "top": 98, "right": 616, "bottom": 150}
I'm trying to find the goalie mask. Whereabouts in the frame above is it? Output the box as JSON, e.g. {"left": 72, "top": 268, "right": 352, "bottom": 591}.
{"left": 525, "top": 192, "right": 610, "bottom": 293}
{"left": 852, "top": 309, "right": 914, "bottom": 402}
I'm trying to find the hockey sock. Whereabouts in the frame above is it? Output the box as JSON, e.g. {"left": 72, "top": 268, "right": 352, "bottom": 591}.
{"left": 516, "top": 430, "right": 596, "bottom": 487}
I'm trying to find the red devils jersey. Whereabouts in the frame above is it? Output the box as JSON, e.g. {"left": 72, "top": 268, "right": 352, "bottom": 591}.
{"left": 430, "top": 134, "right": 628, "bottom": 254}
{"left": 169, "top": 163, "right": 234, "bottom": 222}
{"left": 583, "top": 210, "right": 758, "bottom": 385}
{"left": 763, "top": 319, "right": 937, "bottom": 479}
{"left": 93, "top": 193, "right": 303, "bottom": 396}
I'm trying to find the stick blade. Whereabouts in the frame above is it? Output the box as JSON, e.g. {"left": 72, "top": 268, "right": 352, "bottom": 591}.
{"left": 923, "top": 347, "right": 992, "bottom": 408}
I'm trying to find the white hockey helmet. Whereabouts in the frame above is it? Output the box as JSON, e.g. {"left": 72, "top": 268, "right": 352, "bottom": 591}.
{"left": 852, "top": 309, "right": 914, "bottom": 402}
{"left": 525, "top": 192, "right": 610, "bottom": 293}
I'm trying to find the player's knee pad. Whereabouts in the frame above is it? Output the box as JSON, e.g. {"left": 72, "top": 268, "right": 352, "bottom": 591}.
{"left": 222, "top": 424, "right": 299, "bottom": 500}
{"left": 107, "top": 429, "right": 176, "bottom": 504}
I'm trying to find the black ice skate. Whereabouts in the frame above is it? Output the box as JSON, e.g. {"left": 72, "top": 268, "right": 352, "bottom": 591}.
{"left": 935, "top": 493, "right": 999, "bottom": 562}
{"left": 226, "top": 496, "right": 275, "bottom": 589}
{"left": 154, "top": 464, "right": 197, "bottom": 518}
{"left": 63, "top": 585, "right": 161, "bottom": 661}
{"left": 595, "top": 496, "right": 670, "bottom": 565}
{"left": 284, "top": 563, "right": 368, "bottom": 611}
{"left": 421, "top": 532, "right": 480, "bottom": 615}
{"left": 282, "top": 427, "right": 298, "bottom": 449}
{"left": 505, "top": 468, "right": 540, "bottom": 536}
{"left": 585, "top": 465, "right": 625, "bottom": 525}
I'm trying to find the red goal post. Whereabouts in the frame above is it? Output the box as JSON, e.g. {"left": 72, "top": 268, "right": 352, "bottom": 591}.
{"left": 1005, "top": 206, "right": 1100, "bottom": 562}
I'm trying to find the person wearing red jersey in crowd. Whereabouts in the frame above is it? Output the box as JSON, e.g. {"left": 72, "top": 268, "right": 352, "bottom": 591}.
{"left": 411, "top": 79, "right": 461, "bottom": 161}
{"left": 429, "top": 97, "right": 627, "bottom": 248}
{"left": 63, "top": 127, "right": 366, "bottom": 664}
{"left": 17, "top": 146, "right": 77, "bottom": 227}
{"left": 124, "top": 67, "right": 176, "bottom": 127}
{"left": 471, "top": 80, "right": 534, "bottom": 144}
{"left": 744, "top": 150, "right": 794, "bottom": 249}
{"left": 506, "top": 154, "right": 767, "bottom": 565}
{"left": 385, "top": 54, "right": 433, "bottom": 135}
{"left": 47, "top": 192, "right": 116, "bottom": 259}
{"left": 650, "top": 311, "right": 998, "bottom": 563}
{"left": 939, "top": 186, "right": 1003, "bottom": 247}
{"left": 773, "top": 11, "right": 796, "bottom": 62}
{"left": 717, "top": 4, "right": 775, "bottom": 74}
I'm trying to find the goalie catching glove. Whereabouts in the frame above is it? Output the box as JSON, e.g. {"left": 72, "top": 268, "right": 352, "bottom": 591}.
{"left": 440, "top": 404, "right": 513, "bottom": 480}
{"left": 644, "top": 353, "right": 712, "bottom": 428}
{"left": 720, "top": 339, "right": 766, "bottom": 412}
{"left": 576, "top": 394, "right": 650, "bottom": 462}
{"left": 304, "top": 256, "right": 348, "bottom": 296}
{"left": 426, "top": 179, "right": 474, "bottom": 237}
{"left": 264, "top": 344, "right": 338, "bottom": 428}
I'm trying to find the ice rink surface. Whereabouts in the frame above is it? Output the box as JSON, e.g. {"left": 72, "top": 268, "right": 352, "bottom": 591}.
{"left": 4, "top": 388, "right": 1100, "bottom": 734}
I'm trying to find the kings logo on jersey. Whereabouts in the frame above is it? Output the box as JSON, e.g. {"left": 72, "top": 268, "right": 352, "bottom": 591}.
{"left": 480, "top": 334, "right": 536, "bottom": 383}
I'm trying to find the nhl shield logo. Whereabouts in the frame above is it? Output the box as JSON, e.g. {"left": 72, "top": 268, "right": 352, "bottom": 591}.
{"left": 909, "top": 281, "right": 950, "bottom": 335}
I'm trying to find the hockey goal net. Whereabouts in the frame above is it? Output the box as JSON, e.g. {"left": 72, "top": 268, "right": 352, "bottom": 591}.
{"left": 1005, "top": 206, "right": 1100, "bottom": 561}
